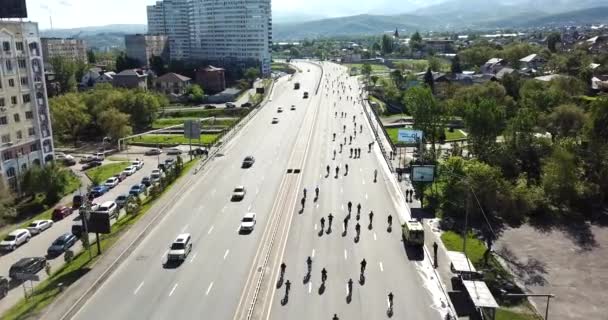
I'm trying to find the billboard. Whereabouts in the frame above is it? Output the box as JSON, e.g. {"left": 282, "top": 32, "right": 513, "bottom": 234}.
{"left": 412, "top": 165, "right": 435, "bottom": 182}
{"left": 184, "top": 120, "right": 201, "bottom": 140}
{"left": 0, "top": 0, "right": 28, "bottom": 18}
{"left": 397, "top": 129, "right": 423, "bottom": 144}
{"left": 87, "top": 212, "right": 111, "bottom": 234}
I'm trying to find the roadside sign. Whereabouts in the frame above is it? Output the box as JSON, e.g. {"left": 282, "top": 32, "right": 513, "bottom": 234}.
{"left": 184, "top": 120, "right": 201, "bottom": 140}
{"left": 15, "top": 273, "right": 39, "bottom": 281}
{"left": 412, "top": 165, "right": 435, "bottom": 182}
{"left": 398, "top": 129, "right": 423, "bottom": 143}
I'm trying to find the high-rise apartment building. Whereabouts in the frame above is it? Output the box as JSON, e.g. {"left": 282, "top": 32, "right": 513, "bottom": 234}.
{"left": 147, "top": 0, "right": 272, "bottom": 75}
{"left": 125, "top": 34, "right": 170, "bottom": 67}
{"left": 0, "top": 21, "right": 55, "bottom": 192}
{"left": 40, "top": 37, "right": 88, "bottom": 63}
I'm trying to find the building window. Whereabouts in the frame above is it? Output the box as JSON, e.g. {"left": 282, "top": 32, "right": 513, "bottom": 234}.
{"left": 28, "top": 127, "right": 35, "bottom": 136}
{"left": 0, "top": 98, "right": 4, "bottom": 107}
{"left": 18, "top": 59, "right": 26, "bottom": 69}
{"left": 16, "top": 130, "right": 22, "bottom": 140}
{"left": 0, "top": 116, "right": 6, "bottom": 125}
{"left": 8, "top": 79, "right": 14, "bottom": 87}
{"left": 25, "top": 111, "right": 33, "bottom": 119}
{"left": 2, "top": 41, "right": 9, "bottom": 52}
{"left": 11, "top": 96, "right": 17, "bottom": 105}
{"left": 1, "top": 134, "right": 10, "bottom": 143}
{"left": 13, "top": 113, "right": 20, "bottom": 122}
{"left": 15, "top": 42, "right": 24, "bottom": 51}
{"left": 20, "top": 77, "right": 28, "bottom": 85}
{"left": 30, "top": 143, "right": 38, "bottom": 151}
{"left": 5, "top": 60, "right": 12, "bottom": 72}
{"left": 2, "top": 151, "right": 13, "bottom": 161}
{"left": 23, "top": 94, "right": 30, "bottom": 103}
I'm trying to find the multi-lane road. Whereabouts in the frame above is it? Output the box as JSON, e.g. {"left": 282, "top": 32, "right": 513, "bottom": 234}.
{"left": 71, "top": 61, "right": 447, "bottom": 320}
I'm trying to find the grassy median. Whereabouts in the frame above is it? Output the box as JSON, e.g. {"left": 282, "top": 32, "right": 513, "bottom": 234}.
{"left": 2, "top": 160, "right": 197, "bottom": 320}
{"left": 384, "top": 127, "right": 466, "bottom": 145}
{"left": 128, "top": 134, "right": 220, "bottom": 146}
{"left": 85, "top": 162, "right": 130, "bottom": 185}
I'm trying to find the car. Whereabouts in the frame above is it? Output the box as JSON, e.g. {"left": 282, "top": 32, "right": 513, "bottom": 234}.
{"left": 71, "top": 224, "right": 84, "bottom": 238}
{"left": 188, "top": 147, "right": 207, "bottom": 156}
{"left": 90, "top": 185, "right": 109, "bottom": 198}
{"left": 225, "top": 102, "right": 236, "bottom": 109}
{"left": 144, "top": 148, "right": 162, "bottom": 156}
{"left": 203, "top": 104, "right": 216, "bottom": 109}
{"left": 277, "top": 107, "right": 283, "bottom": 113}
{"left": 150, "top": 169, "right": 163, "bottom": 182}
{"left": 122, "top": 166, "right": 137, "bottom": 176}
{"left": 271, "top": 117, "right": 279, "bottom": 124}
{"left": 80, "top": 155, "right": 95, "bottom": 163}
{"left": 240, "top": 212, "right": 257, "bottom": 232}
{"left": 93, "top": 201, "right": 118, "bottom": 219}
{"left": 241, "top": 102, "right": 252, "bottom": 108}
{"left": 242, "top": 156, "right": 255, "bottom": 168}
{"left": 232, "top": 186, "right": 246, "bottom": 201}
{"left": 55, "top": 152, "right": 67, "bottom": 160}
{"left": 166, "top": 148, "right": 182, "bottom": 155}
{"left": 0, "top": 276, "right": 8, "bottom": 298}
{"left": 290, "top": 105, "right": 296, "bottom": 111}
{"left": 105, "top": 177, "right": 120, "bottom": 189}
{"left": 81, "top": 160, "right": 102, "bottom": 171}
{"left": 115, "top": 194, "right": 132, "bottom": 208}
{"left": 0, "top": 229, "right": 31, "bottom": 251}
{"left": 303, "top": 92, "right": 309, "bottom": 99}
{"left": 141, "top": 176, "right": 152, "bottom": 187}
{"left": 129, "top": 184, "right": 146, "bottom": 196}
{"left": 8, "top": 257, "right": 46, "bottom": 280}
{"left": 131, "top": 160, "right": 144, "bottom": 170}
{"left": 27, "top": 220, "right": 53, "bottom": 235}
{"left": 114, "top": 172, "right": 127, "bottom": 182}
{"left": 167, "top": 233, "right": 192, "bottom": 262}
{"left": 93, "top": 152, "right": 105, "bottom": 161}
{"left": 52, "top": 206, "right": 73, "bottom": 221}
{"left": 63, "top": 158, "right": 76, "bottom": 166}
{"left": 47, "top": 233, "right": 77, "bottom": 256}
{"left": 72, "top": 195, "right": 83, "bottom": 209}
{"left": 164, "top": 158, "right": 176, "bottom": 168}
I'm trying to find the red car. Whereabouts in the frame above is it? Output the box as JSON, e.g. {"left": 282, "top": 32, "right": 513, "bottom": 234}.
{"left": 114, "top": 172, "right": 127, "bottom": 182}
{"left": 52, "top": 206, "right": 73, "bottom": 221}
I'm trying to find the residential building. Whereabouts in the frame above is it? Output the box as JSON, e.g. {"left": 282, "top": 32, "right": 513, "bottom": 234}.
{"left": 519, "top": 54, "right": 546, "bottom": 70}
{"left": 112, "top": 69, "right": 148, "bottom": 90}
{"left": 147, "top": 0, "right": 192, "bottom": 61}
{"left": 425, "top": 39, "right": 455, "bottom": 54}
{"left": 40, "top": 37, "right": 87, "bottom": 64}
{"left": 125, "top": 34, "right": 169, "bottom": 67}
{"left": 195, "top": 65, "right": 226, "bottom": 93}
{"left": 154, "top": 72, "right": 191, "bottom": 95}
{"left": 481, "top": 58, "right": 507, "bottom": 74}
{"left": 0, "top": 21, "right": 55, "bottom": 192}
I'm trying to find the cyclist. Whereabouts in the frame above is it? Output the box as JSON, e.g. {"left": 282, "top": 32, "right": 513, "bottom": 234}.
{"left": 280, "top": 262, "right": 287, "bottom": 274}
{"left": 321, "top": 268, "right": 328, "bottom": 282}
{"left": 388, "top": 292, "right": 394, "bottom": 309}
{"left": 315, "top": 186, "right": 319, "bottom": 198}
{"left": 326, "top": 165, "right": 330, "bottom": 175}
{"left": 345, "top": 164, "right": 349, "bottom": 173}
{"left": 347, "top": 201, "right": 352, "bottom": 212}
{"left": 388, "top": 214, "right": 393, "bottom": 226}
{"left": 303, "top": 188, "right": 307, "bottom": 198}
{"left": 369, "top": 211, "right": 374, "bottom": 223}
{"left": 374, "top": 169, "right": 378, "bottom": 181}
{"left": 320, "top": 217, "right": 326, "bottom": 227}
{"left": 306, "top": 256, "right": 312, "bottom": 270}
{"left": 335, "top": 166, "right": 340, "bottom": 176}
{"left": 357, "top": 203, "right": 361, "bottom": 214}
{"left": 333, "top": 133, "right": 336, "bottom": 141}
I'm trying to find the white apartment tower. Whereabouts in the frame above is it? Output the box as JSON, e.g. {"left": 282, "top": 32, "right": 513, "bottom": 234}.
{"left": 147, "top": 0, "right": 192, "bottom": 61}
{"left": 147, "top": 0, "right": 272, "bottom": 75}
{"left": 0, "top": 21, "right": 55, "bottom": 192}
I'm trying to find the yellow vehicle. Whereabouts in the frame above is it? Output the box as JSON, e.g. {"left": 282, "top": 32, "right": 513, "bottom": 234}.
{"left": 402, "top": 220, "right": 424, "bottom": 247}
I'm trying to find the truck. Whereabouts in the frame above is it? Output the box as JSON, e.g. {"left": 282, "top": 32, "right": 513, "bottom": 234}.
{"left": 294, "top": 82, "right": 300, "bottom": 90}
{"left": 402, "top": 220, "right": 424, "bottom": 247}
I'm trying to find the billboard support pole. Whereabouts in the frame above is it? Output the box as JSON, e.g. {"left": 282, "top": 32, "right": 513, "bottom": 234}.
{"left": 96, "top": 233, "right": 101, "bottom": 255}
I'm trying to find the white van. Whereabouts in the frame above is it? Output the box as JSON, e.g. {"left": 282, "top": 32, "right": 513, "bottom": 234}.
{"left": 94, "top": 201, "right": 118, "bottom": 219}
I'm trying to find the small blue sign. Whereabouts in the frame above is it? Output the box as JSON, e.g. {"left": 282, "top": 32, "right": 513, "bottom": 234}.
{"left": 397, "top": 129, "right": 423, "bottom": 143}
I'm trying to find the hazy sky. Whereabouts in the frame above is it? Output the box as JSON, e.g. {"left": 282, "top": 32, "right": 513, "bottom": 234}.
{"left": 23, "top": 0, "right": 434, "bottom": 30}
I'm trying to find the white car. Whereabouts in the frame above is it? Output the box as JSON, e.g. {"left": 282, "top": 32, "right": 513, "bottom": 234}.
{"left": 131, "top": 160, "right": 144, "bottom": 170}
{"left": 27, "top": 220, "right": 53, "bottom": 235}
{"left": 93, "top": 152, "right": 105, "bottom": 161}
{"left": 150, "top": 169, "right": 163, "bottom": 182}
{"left": 231, "top": 186, "right": 246, "bottom": 201}
{"left": 105, "top": 177, "right": 120, "bottom": 188}
{"left": 55, "top": 152, "right": 74, "bottom": 161}
{"left": 240, "top": 212, "right": 256, "bottom": 232}
{"left": 167, "top": 233, "right": 192, "bottom": 262}
{"left": 166, "top": 148, "right": 182, "bottom": 155}
{"left": 122, "top": 166, "right": 137, "bottom": 176}
{"left": 0, "top": 229, "right": 31, "bottom": 251}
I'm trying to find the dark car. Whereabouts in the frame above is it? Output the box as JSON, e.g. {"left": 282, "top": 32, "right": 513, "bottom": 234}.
{"left": 89, "top": 185, "right": 109, "bottom": 198}
{"left": 114, "top": 172, "right": 127, "bottom": 182}
{"left": 241, "top": 102, "right": 252, "bottom": 108}
{"left": 303, "top": 92, "right": 309, "bottom": 99}
{"left": 72, "top": 195, "right": 83, "bottom": 209}
{"left": 165, "top": 158, "right": 176, "bottom": 168}
{"left": 141, "top": 176, "right": 152, "bottom": 187}
{"left": 129, "top": 184, "right": 146, "bottom": 196}
{"left": 63, "top": 158, "right": 76, "bottom": 166}
{"left": 242, "top": 156, "right": 255, "bottom": 168}
{"left": 47, "top": 233, "right": 77, "bottom": 257}
{"left": 0, "top": 276, "right": 8, "bottom": 298}
{"left": 9, "top": 257, "right": 46, "bottom": 280}
{"left": 81, "top": 160, "right": 102, "bottom": 171}
{"left": 115, "top": 194, "right": 132, "bottom": 208}
{"left": 52, "top": 206, "right": 73, "bottom": 221}
{"left": 188, "top": 147, "right": 208, "bottom": 156}
{"left": 203, "top": 104, "right": 216, "bottom": 109}
{"left": 71, "top": 224, "right": 84, "bottom": 238}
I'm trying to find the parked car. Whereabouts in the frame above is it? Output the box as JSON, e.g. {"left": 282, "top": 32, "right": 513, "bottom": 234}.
{"left": 114, "top": 172, "right": 127, "bottom": 182}
{"left": 93, "top": 201, "right": 118, "bottom": 219}
{"left": 203, "top": 104, "right": 216, "bottom": 109}
{"left": 141, "top": 176, "right": 152, "bottom": 187}
{"left": 145, "top": 148, "right": 162, "bottom": 156}
{"left": 90, "top": 185, "right": 109, "bottom": 198}
{"left": 303, "top": 92, "right": 309, "bottom": 99}
{"left": 71, "top": 224, "right": 84, "bottom": 238}
{"left": 9, "top": 257, "right": 46, "bottom": 280}
{"left": 189, "top": 147, "right": 207, "bottom": 156}
{"left": 150, "top": 169, "right": 163, "bottom": 182}
{"left": 63, "top": 158, "right": 76, "bottom": 166}
{"left": 72, "top": 195, "right": 83, "bottom": 209}
{"left": 277, "top": 107, "right": 283, "bottom": 113}
{"left": 167, "top": 233, "right": 192, "bottom": 262}
{"left": 166, "top": 148, "right": 182, "bottom": 155}
{"left": 240, "top": 212, "right": 257, "bottom": 232}
{"left": 47, "top": 233, "right": 77, "bottom": 257}
{"left": 241, "top": 102, "right": 252, "bottom": 108}
{"left": 93, "top": 152, "right": 105, "bottom": 161}
{"left": 105, "top": 177, "right": 120, "bottom": 189}
{"left": 0, "top": 229, "right": 31, "bottom": 251}
{"left": 81, "top": 160, "right": 102, "bottom": 170}
{"left": 131, "top": 160, "right": 144, "bottom": 170}
{"left": 231, "top": 186, "right": 246, "bottom": 201}
{"left": 27, "top": 220, "right": 53, "bottom": 235}
{"left": 0, "top": 276, "right": 8, "bottom": 298}
{"left": 225, "top": 102, "right": 236, "bottom": 109}
{"left": 271, "top": 117, "right": 279, "bottom": 124}
{"left": 52, "top": 206, "right": 73, "bottom": 221}
{"left": 290, "top": 105, "right": 296, "bottom": 111}
{"left": 242, "top": 156, "right": 255, "bottom": 168}
{"left": 115, "top": 194, "right": 132, "bottom": 208}
{"left": 129, "top": 184, "right": 146, "bottom": 196}
{"left": 80, "top": 155, "right": 95, "bottom": 163}
{"left": 122, "top": 166, "right": 137, "bottom": 176}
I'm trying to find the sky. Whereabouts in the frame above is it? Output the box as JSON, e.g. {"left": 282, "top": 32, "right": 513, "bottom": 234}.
{"left": 23, "top": 0, "right": 436, "bottom": 30}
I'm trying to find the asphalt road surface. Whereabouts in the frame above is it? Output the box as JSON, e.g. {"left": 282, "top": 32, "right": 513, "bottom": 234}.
{"left": 71, "top": 61, "right": 445, "bottom": 320}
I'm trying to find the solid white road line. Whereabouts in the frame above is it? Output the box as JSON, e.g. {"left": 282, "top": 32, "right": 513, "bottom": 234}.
{"left": 365, "top": 193, "right": 368, "bottom": 200}
{"left": 314, "top": 224, "right": 318, "bottom": 231}
{"left": 206, "top": 282, "right": 214, "bottom": 295}
{"left": 133, "top": 281, "right": 144, "bottom": 295}
{"left": 362, "top": 179, "right": 366, "bottom": 185}
{"left": 312, "top": 249, "right": 316, "bottom": 258}
{"left": 247, "top": 204, "right": 252, "bottom": 211}
{"left": 345, "top": 284, "right": 349, "bottom": 295}
{"left": 341, "top": 187, "right": 344, "bottom": 193}
{"left": 374, "top": 232, "right": 377, "bottom": 241}
{"left": 341, "top": 204, "right": 345, "bottom": 211}
{"left": 190, "top": 253, "right": 197, "bottom": 263}
{"left": 308, "top": 282, "right": 312, "bottom": 294}
{"left": 208, "top": 225, "right": 214, "bottom": 234}
{"left": 224, "top": 249, "right": 230, "bottom": 260}
{"left": 161, "top": 250, "right": 168, "bottom": 260}
{"left": 379, "top": 262, "right": 384, "bottom": 272}
{"left": 169, "top": 283, "right": 178, "bottom": 296}
{"left": 344, "top": 249, "right": 348, "bottom": 260}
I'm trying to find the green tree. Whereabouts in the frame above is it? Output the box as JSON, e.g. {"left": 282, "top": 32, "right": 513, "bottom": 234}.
{"left": 289, "top": 47, "right": 301, "bottom": 58}
{"left": 547, "top": 32, "right": 561, "bottom": 53}
{"left": 462, "top": 99, "right": 506, "bottom": 161}
{"left": 0, "top": 179, "right": 15, "bottom": 222}
{"left": 361, "top": 63, "right": 372, "bottom": 82}
{"left": 410, "top": 31, "right": 424, "bottom": 52}
{"left": 381, "top": 34, "right": 394, "bottom": 55}
{"left": 370, "top": 75, "right": 379, "bottom": 87}
{"left": 116, "top": 52, "right": 140, "bottom": 72}
{"left": 404, "top": 86, "right": 446, "bottom": 157}
{"left": 49, "top": 56, "right": 79, "bottom": 94}
{"left": 50, "top": 93, "right": 90, "bottom": 146}
{"left": 390, "top": 69, "right": 403, "bottom": 88}
{"left": 451, "top": 55, "right": 462, "bottom": 74}
{"left": 545, "top": 104, "right": 586, "bottom": 140}
{"left": 21, "top": 164, "right": 71, "bottom": 204}
{"left": 87, "top": 49, "right": 96, "bottom": 64}
{"left": 244, "top": 67, "right": 261, "bottom": 87}
{"left": 98, "top": 108, "right": 132, "bottom": 140}
{"left": 541, "top": 145, "right": 580, "bottom": 209}
{"left": 120, "top": 91, "right": 166, "bottom": 131}
{"left": 423, "top": 68, "right": 434, "bottom": 93}
{"left": 428, "top": 57, "right": 443, "bottom": 72}
{"left": 458, "top": 45, "right": 497, "bottom": 69}
{"left": 380, "top": 78, "right": 401, "bottom": 104}
{"left": 501, "top": 72, "right": 521, "bottom": 100}
{"left": 149, "top": 55, "right": 167, "bottom": 76}
{"left": 186, "top": 84, "right": 205, "bottom": 103}
{"left": 585, "top": 97, "right": 608, "bottom": 143}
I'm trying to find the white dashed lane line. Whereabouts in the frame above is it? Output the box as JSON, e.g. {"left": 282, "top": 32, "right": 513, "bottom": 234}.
{"left": 208, "top": 225, "right": 214, "bottom": 234}
{"left": 206, "top": 282, "right": 214, "bottom": 295}
{"left": 169, "top": 283, "right": 178, "bottom": 296}
{"left": 344, "top": 249, "right": 348, "bottom": 260}
{"left": 224, "top": 249, "right": 230, "bottom": 260}
{"left": 134, "top": 281, "right": 144, "bottom": 295}
{"left": 379, "top": 262, "right": 384, "bottom": 272}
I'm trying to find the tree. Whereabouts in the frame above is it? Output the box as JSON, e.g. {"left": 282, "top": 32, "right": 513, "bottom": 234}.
{"left": 115, "top": 52, "right": 140, "bottom": 72}
{"left": 428, "top": 57, "right": 443, "bottom": 72}
{"left": 120, "top": 91, "right": 166, "bottom": 131}
{"left": 0, "top": 179, "right": 15, "bottom": 222}
{"left": 381, "top": 34, "right": 394, "bottom": 55}
{"left": 98, "top": 108, "right": 132, "bottom": 141}
{"left": 451, "top": 55, "right": 462, "bottom": 74}
{"left": 49, "top": 56, "right": 79, "bottom": 94}
{"left": 410, "top": 31, "right": 424, "bottom": 52}
{"left": 289, "top": 47, "right": 301, "bottom": 58}
{"left": 149, "top": 55, "right": 167, "bottom": 76}
{"left": 87, "top": 49, "right": 96, "bottom": 64}
{"left": 186, "top": 84, "right": 205, "bottom": 103}
{"left": 404, "top": 86, "right": 446, "bottom": 157}
{"left": 370, "top": 75, "right": 379, "bottom": 87}
{"left": 458, "top": 45, "right": 498, "bottom": 69}
{"left": 21, "top": 164, "right": 71, "bottom": 204}
{"left": 423, "top": 68, "right": 434, "bottom": 93}
{"left": 547, "top": 32, "right": 561, "bottom": 53}
{"left": 380, "top": 78, "right": 401, "bottom": 104}
{"left": 586, "top": 97, "right": 608, "bottom": 143}
{"left": 390, "top": 69, "right": 403, "bottom": 88}
{"left": 361, "top": 64, "right": 372, "bottom": 83}
{"left": 372, "top": 42, "right": 381, "bottom": 53}
{"left": 501, "top": 72, "right": 521, "bottom": 100}
{"left": 545, "top": 104, "right": 586, "bottom": 140}
{"left": 462, "top": 99, "right": 506, "bottom": 161}
{"left": 50, "top": 93, "right": 90, "bottom": 146}
{"left": 244, "top": 67, "right": 260, "bottom": 87}
{"left": 541, "top": 145, "right": 581, "bottom": 209}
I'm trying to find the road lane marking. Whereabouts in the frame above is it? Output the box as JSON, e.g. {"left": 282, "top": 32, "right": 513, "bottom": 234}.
{"left": 190, "top": 253, "right": 197, "bottom": 263}
{"left": 161, "top": 250, "right": 168, "bottom": 259}
{"left": 341, "top": 187, "right": 343, "bottom": 193}
{"left": 362, "top": 179, "right": 366, "bottom": 185}
{"left": 312, "top": 249, "right": 315, "bottom": 258}
{"left": 247, "top": 204, "right": 252, "bottom": 211}
{"left": 308, "top": 282, "right": 312, "bottom": 294}
{"left": 134, "top": 281, "right": 144, "bottom": 295}
{"left": 222, "top": 206, "right": 227, "bottom": 213}
{"left": 169, "top": 283, "right": 178, "bottom": 296}
{"left": 224, "top": 249, "right": 230, "bottom": 260}
{"left": 181, "top": 224, "right": 189, "bottom": 232}
{"left": 365, "top": 193, "right": 368, "bottom": 200}
{"left": 345, "top": 284, "right": 349, "bottom": 295}
{"left": 374, "top": 232, "right": 377, "bottom": 241}
{"left": 379, "top": 262, "right": 384, "bottom": 272}
{"left": 208, "top": 225, "right": 214, "bottom": 234}
{"left": 314, "top": 224, "right": 317, "bottom": 230}
{"left": 344, "top": 249, "right": 348, "bottom": 260}
{"left": 206, "top": 282, "right": 214, "bottom": 295}
{"left": 341, "top": 204, "right": 344, "bottom": 211}
{"left": 236, "top": 225, "right": 241, "bottom": 232}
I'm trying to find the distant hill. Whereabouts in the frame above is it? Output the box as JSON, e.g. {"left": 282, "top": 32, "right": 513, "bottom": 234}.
{"left": 40, "top": 24, "right": 147, "bottom": 50}
{"left": 491, "top": 6, "right": 608, "bottom": 28}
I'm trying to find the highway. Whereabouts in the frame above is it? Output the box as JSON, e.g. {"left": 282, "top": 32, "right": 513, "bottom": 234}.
{"left": 71, "top": 61, "right": 446, "bottom": 320}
